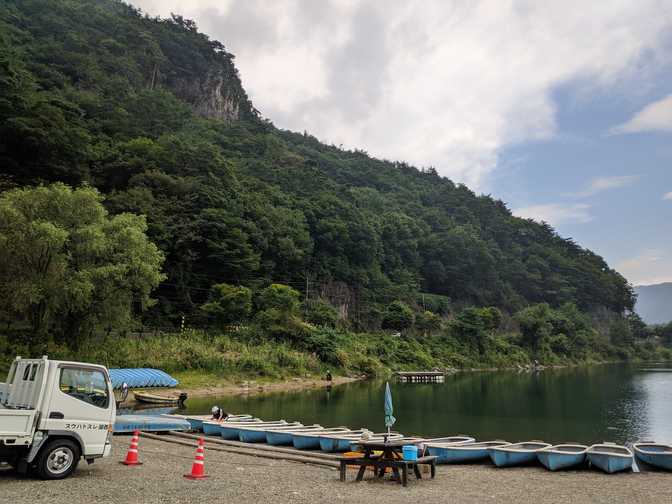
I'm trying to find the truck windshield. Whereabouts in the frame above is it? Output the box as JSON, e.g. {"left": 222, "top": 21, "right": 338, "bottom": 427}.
{"left": 59, "top": 368, "right": 109, "bottom": 408}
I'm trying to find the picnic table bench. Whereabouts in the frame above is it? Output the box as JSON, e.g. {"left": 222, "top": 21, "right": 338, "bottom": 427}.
{"left": 339, "top": 439, "right": 437, "bottom": 487}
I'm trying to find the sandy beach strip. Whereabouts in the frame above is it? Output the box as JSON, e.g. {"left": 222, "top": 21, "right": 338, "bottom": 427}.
{"left": 1, "top": 436, "right": 671, "bottom": 504}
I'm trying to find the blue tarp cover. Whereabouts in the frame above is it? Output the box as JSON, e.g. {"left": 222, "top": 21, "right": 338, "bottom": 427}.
{"left": 108, "top": 368, "right": 179, "bottom": 389}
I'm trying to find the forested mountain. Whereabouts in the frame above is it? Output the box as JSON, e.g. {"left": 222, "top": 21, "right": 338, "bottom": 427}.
{"left": 635, "top": 284, "right": 672, "bottom": 325}
{"left": 0, "top": 0, "right": 634, "bottom": 324}
{"left": 1, "top": 0, "right": 648, "bottom": 369}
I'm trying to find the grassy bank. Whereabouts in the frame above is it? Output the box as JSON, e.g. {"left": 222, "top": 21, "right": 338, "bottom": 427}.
{"left": 2, "top": 327, "right": 670, "bottom": 383}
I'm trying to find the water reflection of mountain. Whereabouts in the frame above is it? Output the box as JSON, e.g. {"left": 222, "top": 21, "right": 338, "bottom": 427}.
{"left": 180, "top": 364, "right": 672, "bottom": 445}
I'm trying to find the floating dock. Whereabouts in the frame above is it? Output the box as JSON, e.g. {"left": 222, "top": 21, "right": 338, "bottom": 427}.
{"left": 394, "top": 371, "right": 445, "bottom": 383}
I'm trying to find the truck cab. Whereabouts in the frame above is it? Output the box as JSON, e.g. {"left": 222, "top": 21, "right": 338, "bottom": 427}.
{"left": 0, "top": 356, "right": 116, "bottom": 479}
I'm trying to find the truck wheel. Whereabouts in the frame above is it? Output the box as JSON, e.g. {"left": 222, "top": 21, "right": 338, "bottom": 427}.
{"left": 35, "top": 439, "right": 81, "bottom": 480}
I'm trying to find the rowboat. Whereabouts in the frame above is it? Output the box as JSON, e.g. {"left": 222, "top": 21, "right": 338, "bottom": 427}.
{"left": 422, "top": 436, "right": 475, "bottom": 444}
{"left": 218, "top": 420, "right": 288, "bottom": 440}
{"left": 426, "top": 441, "right": 510, "bottom": 464}
{"left": 238, "top": 422, "right": 304, "bottom": 443}
{"left": 587, "top": 443, "right": 633, "bottom": 474}
{"left": 292, "top": 427, "right": 351, "bottom": 449}
{"left": 537, "top": 444, "right": 588, "bottom": 471}
{"left": 416, "top": 436, "right": 474, "bottom": 453}
{"left": 265, "top": 425, "right": 325, "bottom": 446}
{"left": 200, "top": 417, "right": 263, "bottom": 436}
{"left": 134, "top": 391, "right": 187, "bottom": 405}
{"left": 318, "top": 430, "right": 369, "bottom": 452}
{"left": 347, "top": 433, "right": 405, "bottom": 451}
{"left": 490, "top": 441, "right": 551, "bottom": 467}
{"left": 321, "top": 431, "right": 401, "bottom": 452}
{"left": 171, "top": 414, "right": 255, "bottom": 432}
{"left": 633, "top": 442, "right": 672, "bottom": 470}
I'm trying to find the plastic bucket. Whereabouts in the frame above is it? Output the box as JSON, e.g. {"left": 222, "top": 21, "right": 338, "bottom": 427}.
{"left": 402, "top": 445, "right": 418, "bottom": 461}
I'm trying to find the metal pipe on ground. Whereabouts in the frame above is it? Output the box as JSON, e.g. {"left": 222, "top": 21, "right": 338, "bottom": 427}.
{"left": 140, "top": 432, "right": 339, "bottom": 469}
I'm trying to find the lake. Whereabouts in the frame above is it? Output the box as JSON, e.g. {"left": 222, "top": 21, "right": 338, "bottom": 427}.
{"left": 178, "top": 363, "right": 672, "bottom": 444}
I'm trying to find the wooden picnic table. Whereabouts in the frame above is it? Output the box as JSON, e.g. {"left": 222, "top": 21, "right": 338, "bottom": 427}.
{"left": 339, "top": 439, "right": 437, "bottom": 487}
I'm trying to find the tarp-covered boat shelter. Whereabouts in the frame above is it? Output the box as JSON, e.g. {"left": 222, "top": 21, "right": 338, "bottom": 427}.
{"left": 108, "top": 368, "right": 179, "bottom": 389}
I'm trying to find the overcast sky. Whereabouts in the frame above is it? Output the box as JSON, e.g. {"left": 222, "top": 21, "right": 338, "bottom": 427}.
{"left": 132, "top": 0, "right": 672, "bottom": 286}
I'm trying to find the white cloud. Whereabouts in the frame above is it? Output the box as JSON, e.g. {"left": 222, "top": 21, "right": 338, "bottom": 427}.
{"left": 610, "top": 94, "right": 672, "bottom": 135}
{"left": 617, "top": 249, "right": 672, "bottom": 285}
{"left": 513, "top": 203, "right": 592, "bottom": 225}
{"left": 663, "top": 192, "right": 672, "bottom": 200}
{"left": 131, "top": 0, "right": 672, "bottom": 189}
{"left": 566, "top": 175, "right": 639, "bottom": 197}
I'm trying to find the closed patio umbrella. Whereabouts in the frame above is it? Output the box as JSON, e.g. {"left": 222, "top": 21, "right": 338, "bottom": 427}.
{"left": 384, "top": 381, "right": 396, "bottom": 438}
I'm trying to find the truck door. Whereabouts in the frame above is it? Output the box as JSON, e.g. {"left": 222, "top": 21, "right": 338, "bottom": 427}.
{"left": 45, "top": 365, "right": 114, "bottom": 456}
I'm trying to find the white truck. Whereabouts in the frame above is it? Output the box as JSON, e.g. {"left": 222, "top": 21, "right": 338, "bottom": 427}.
{"left": 0, "top": 356, "right": 116, "bottom": 479}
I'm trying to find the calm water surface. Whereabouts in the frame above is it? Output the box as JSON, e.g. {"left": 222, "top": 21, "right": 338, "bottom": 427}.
{"left": 177, "top": 364, "right": 672, "bottom": 444}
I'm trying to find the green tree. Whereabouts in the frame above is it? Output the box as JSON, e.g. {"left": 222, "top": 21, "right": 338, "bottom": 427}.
{"left": 415, "top": 310, "right": 443, "bottom": 335}
{"left": 381, "top": 301, "right": 414, "bottom": 332}
{"left": 452, "top": 307, "right": 501, "bottom": 354}
{"left": 254, "top": 284, "right": 305, "bottom": 339}
{"left": 515, "top": 304, "right": 554, "bottom": 349}
{"left": 0, "top": 183, "right": 165, "bottom": 347}
{"left": 200, "top": 283, "right": 252, "bottom": 326}
{"left": 304, "top": 298, "right": 339, "bottom": 327}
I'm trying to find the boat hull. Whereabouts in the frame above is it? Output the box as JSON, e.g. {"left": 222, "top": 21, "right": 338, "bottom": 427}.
{"left": 266, "top": 430, "right": 296, "bottom": 445}
{"left": 427, "top": 446, "right": 492, "bottom": 464}
{"left": 134, "top": 392, "right": 181, "bottom": 405}
{"left": 320, "top": 437, "right": 353, "bottom": 452}
{"left": 202, "top": 422, "right": 222, "bottom": 436}
{"left": 634, "top": 445, "right": 672, "bottom": 471}
{"left": 219, "top": 425, "right": 243, "bottom": 440}
{"left": 187, "top": 418, "right": 204, "bottom": 432}
{"left": 537, "top": 451, "right": 586, "bottom": 471}
{"left": 588, "top": 453, "right": 633, "bottom": 474}
{"left": 239, "top": 428, "right": 272, "bottom": 443}
{"left": 490, "top": 449, "right": 538, "bottom": 467}
{"left": 293, "top": 434, "right": 321, "bottom": 450}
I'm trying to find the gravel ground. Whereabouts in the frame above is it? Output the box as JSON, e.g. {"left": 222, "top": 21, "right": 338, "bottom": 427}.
{"left": 2, "top": 436, "right": 671, "bottom": 504}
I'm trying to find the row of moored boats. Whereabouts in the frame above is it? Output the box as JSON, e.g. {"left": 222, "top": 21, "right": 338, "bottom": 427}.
{"left": 178, "top": 415, "right": 672, "bottom": 474}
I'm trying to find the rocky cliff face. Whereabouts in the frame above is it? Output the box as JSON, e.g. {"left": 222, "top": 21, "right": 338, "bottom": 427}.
{"left": 168, "top": 67, "right": 246, "bottom": 121}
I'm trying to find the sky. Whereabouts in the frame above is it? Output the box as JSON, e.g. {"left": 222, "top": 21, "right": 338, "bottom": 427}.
{"left": 132, "top": 0, "right": 672, "bottom": 286}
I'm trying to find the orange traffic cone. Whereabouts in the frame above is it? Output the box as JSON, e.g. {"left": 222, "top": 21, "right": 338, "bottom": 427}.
{"left": 121, "top": 430, "right": 143, "bottom": 466}
{"left": 184, "top": 437, "right": 208, "bottom": 479}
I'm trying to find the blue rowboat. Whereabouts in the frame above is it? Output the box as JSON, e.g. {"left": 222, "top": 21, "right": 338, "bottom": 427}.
{"left": 218, "top": 420, "right": 285, "bottom": 440}
{"left": 292, "top": 428, "right": 350, "bottom": 450}
{"left": 113, "top": 414, "right": 190, "bottom": 433}
{"left": 347, "top": 433, "right": 405, "bottom": 452}
{"left": 319, "top": 430, "right": 368, "bottom": 452}
{"left": 426, "top": 441, "right": 510, "bottom": 464}
{"left": 416, "top": 436, "right": 474, "bottom": 455}
{"left": 633, "top": 443, "right": 672, "bottom": 471}
{"left": 202, "top": 421, "right": 223, "bottom": 436}
{"left": 186, "top": 417, "right": 205, "bottom": 432}
{"left": 238, "top": 422, "right": 303, "bottom": 443}
{"left": 265, "top": 425, "right": 323, "bottom": 445}
{"left": 537, "top": 444, "right": 588, "bottom": 471}
{"left": 587, "top": 444, "right": 633, "bottom": 474}
{"left": 182, "top": 414, "right": 255, "bottom": 433}
{"left": 490, "top": 441, "right": 551, "bottom": 467}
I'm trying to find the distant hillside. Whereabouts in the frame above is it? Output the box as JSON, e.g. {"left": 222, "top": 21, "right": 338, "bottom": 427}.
{"left": 635, "top": 283, "right": 672, "bottom": 325}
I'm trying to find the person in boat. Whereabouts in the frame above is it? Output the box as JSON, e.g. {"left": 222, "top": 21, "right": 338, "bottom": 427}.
{"left": 211, "top": 406, "right": 229, "bottom": 421}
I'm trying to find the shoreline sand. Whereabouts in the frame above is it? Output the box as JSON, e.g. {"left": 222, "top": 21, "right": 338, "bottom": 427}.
{"left": 2, "top": 436, "right": 670, "bottom": 504}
